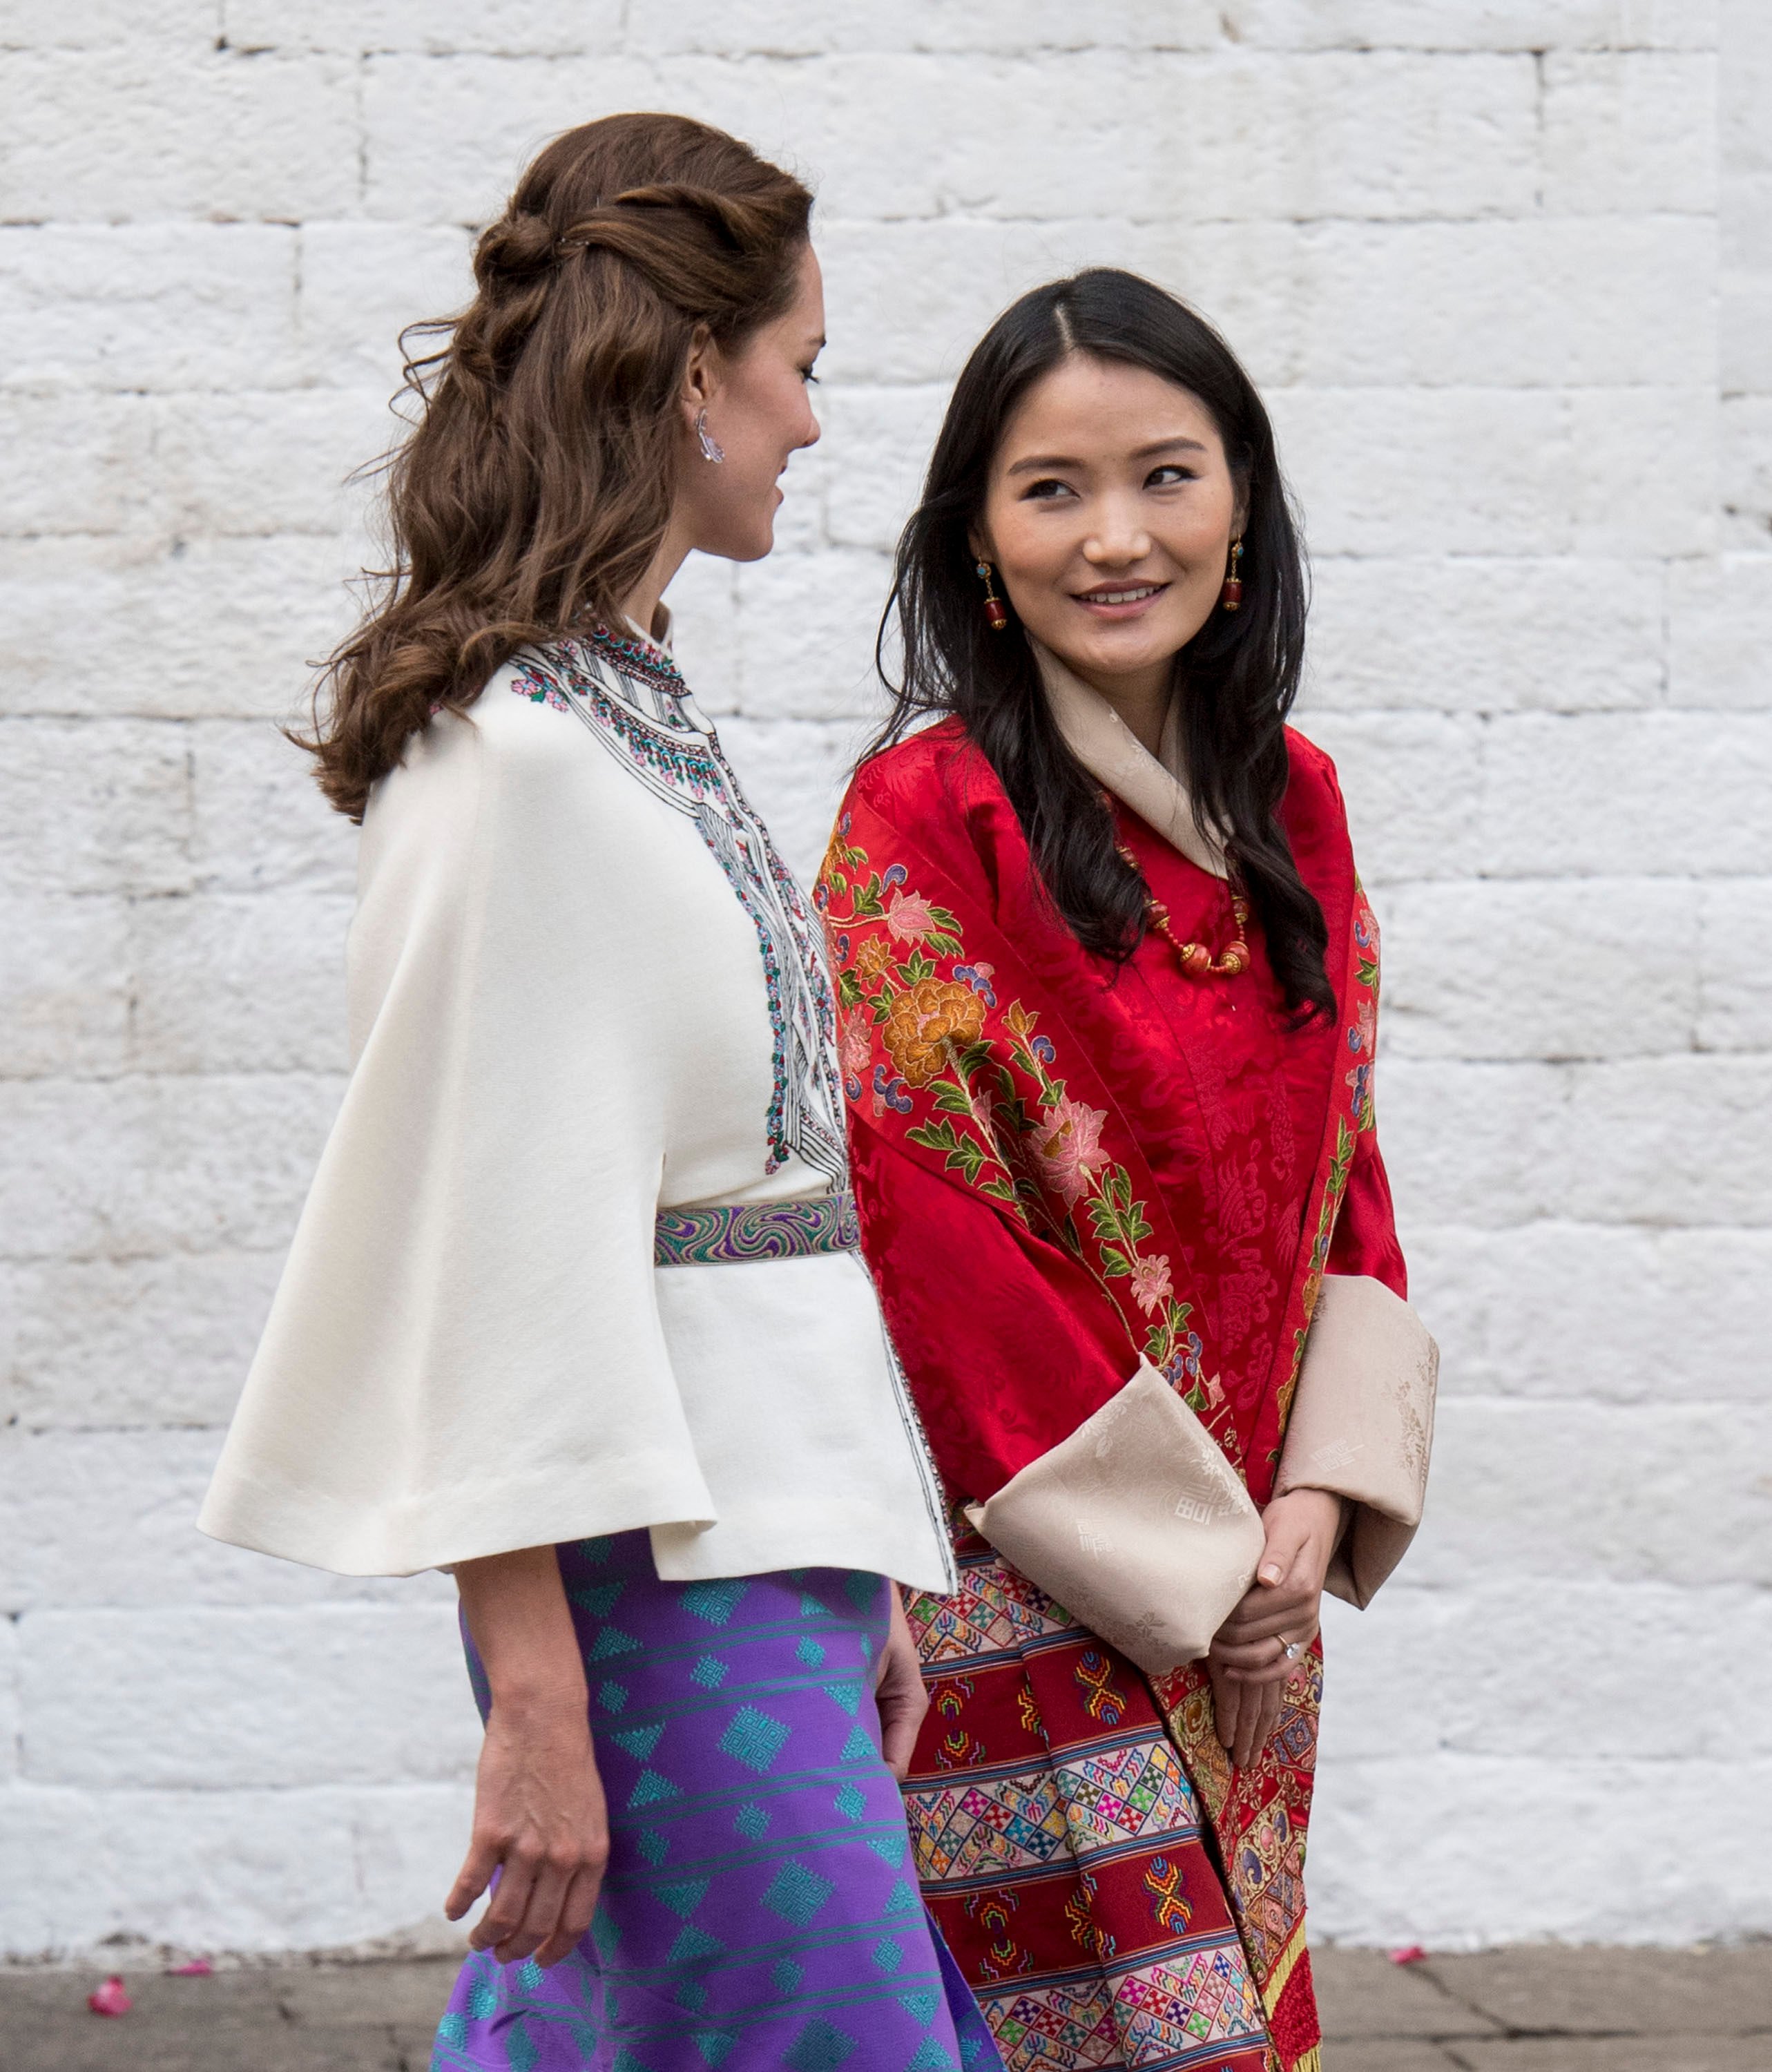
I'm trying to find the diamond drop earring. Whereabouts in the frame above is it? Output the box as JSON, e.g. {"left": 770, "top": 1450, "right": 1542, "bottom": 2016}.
{"left": 695, "top": 408, "right": 725, "bottom": 463}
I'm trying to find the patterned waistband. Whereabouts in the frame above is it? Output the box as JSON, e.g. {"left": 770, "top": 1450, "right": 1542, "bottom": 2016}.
{"left": 653, "top": 1192, "right": 860, "bottom": 1267}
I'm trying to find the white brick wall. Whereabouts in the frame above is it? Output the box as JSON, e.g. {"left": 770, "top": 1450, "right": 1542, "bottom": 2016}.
{"left": 1, "top": 1, "right": 1766, "bottom": 1958}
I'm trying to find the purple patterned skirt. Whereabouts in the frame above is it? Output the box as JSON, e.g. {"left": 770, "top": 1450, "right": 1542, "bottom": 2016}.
{"left": 432, "top": 1532, "right": 1001, "bottom": 2071}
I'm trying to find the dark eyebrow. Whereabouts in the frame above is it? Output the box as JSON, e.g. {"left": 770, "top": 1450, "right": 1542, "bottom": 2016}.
{"left": 1005, "top": 435, "right": 1208, "bottom": 477}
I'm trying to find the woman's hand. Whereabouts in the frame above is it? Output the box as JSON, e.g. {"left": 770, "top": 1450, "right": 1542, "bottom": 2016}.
{"left": 447, "top": 1547, "right": 610, "bottom": 1967}
{"left": 875, "top": 1586, "right": 930, "bottom": 1781}
{"left": 1208, "top": 1487, "right": 1345, "bottom": 1771}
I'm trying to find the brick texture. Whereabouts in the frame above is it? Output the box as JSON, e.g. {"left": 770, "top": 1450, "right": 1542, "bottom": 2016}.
{"left": 1, "top": 1, "right": 1766, "bottom": 1959}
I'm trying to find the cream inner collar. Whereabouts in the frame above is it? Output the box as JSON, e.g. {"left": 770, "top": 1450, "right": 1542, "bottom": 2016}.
{"left": 1032, "top": 639, "right": 1229, "bottom": 880}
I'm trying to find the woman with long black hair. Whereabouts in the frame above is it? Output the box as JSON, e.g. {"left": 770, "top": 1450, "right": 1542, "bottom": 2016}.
{"left": 818, "top": 269, "right": 1438, "bottom": 2072}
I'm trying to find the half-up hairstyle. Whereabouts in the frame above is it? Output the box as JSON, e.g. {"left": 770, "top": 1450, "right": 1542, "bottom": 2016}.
{"left": 872, "top": 267, "right": 1333, "bottom": 1020}
{"left": 303, "top": 113, "right": 813, "bottom": 819}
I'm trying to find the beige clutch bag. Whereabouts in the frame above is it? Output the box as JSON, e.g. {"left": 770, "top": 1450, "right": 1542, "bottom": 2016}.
{"left": 1276, "top": 1273, "right": 1439, "bottom": 1608}
{"left": 963, "top": 1360, "right": 1265, "bottom": 1676}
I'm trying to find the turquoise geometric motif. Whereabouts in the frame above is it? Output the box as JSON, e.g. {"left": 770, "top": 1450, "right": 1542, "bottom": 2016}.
{"left": 798, "top": 1591, "right": 827, "bottom": 1618}
{"left": 959, "top": 2031, "right": 990, "bottom": 2064}
{"left": 569, "top": 1582, "right": 624, "bottom": 1616}
{"left": 628, "top": 1769, "right": 681, "bottom": 1809}
{"left": 867, "top": 1831, "right": 908, "bottom": 1866}
{"left": 762, "top": 1860, "right": 836, "bottom": 1928}
{"left": 599, "top": 1680, "right": 628, "bottom": 1713}
{"left": 468, "top": 1980, "right": 499, "bottom": 2020}
{"left": 590, "top": 1625, "right": 641, "bottom": 1660}
{"left": 824, "top": 1680, "right": 863, "bottom": 1716}
{"left": 636, "top": 1828, "right": 667, "bottom": 1866}
{"left": 796, "top": 1636, "right": 827, "bottom": 1669}
{"left": 436, "top": 2011, "right": 467, "bottom": 2046}
{"left": 844, "top": 1572, "right": 880, "bottom": 1613}
{"left": 695, "top": 2034, "right": 735, "bottom": 2067}
{"left": 886, "top": 1878, "right": 920, "bottom": 1914}
{"left": 841, "top": 1725, "right": 876, "bottom": 1763}
{"left": 668, "top": 1924, "right": 723, "bottom": 1964}
{"left": 784, "top": 2016, "right": 857, "bottom": 2070}
{"left": 772, "top": 1956, "right": 805, "bottom": 1994}
{"left": 613, "top": 2051, "right": 651, "bottom": 2072}
{"left": 719, "top": 1706, "right": 790, "bottom": 1774}
{"left": 610, "top": 1723, "right": 663, "bottom": 1761}
{"left": 691, "top": 1654, "right": 728, "bottom": 1689}
{"left": 592, "top": 1912, "right": 621, "bottom": 1960}
{"left": 897, "top": 1988, "right": 939, "bottom": 2024}
{"left": 677, "top": 1978, "right": 707, "bottom": 2012}
{"left": 907, "top": 2040, "right": 957, "bottom": 2071}
{"left": 575, "top": 1536, "right": 614, "bottom": 1563}
{"left": 655, "top": 1877, "right": 709, "bottom": 1918}
{"left": 507, "top": 2018, "right": 539, "bottom": 2071}
{"left": 518, "top": 1958, "right": 543, "bottom": 1990}
{"left": 834, "top": 1782, "right": 868, "bottom": 1823}
{"left": 871, "top": 1936, "right": 903, "bottom": 1973}
{"left": 733, "top": 1802, "right": 771, "bottom": 1840}
{"left": 680, "top": 1580, "right": 748, "bottom": 1627}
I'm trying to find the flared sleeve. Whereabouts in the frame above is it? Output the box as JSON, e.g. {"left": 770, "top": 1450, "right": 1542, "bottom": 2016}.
{"left": 199, "top": 691, "right": 719, "bottom": 1576}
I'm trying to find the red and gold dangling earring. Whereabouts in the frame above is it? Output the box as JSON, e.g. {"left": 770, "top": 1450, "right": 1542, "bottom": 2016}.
{"left": 1219, "top": 537, "right": 1244, "bottom": 612}
{"left": 976, "top": 558, "right": 1010, "bottom": 632}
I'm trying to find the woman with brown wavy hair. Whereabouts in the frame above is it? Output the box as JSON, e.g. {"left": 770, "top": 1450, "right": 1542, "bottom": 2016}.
{"left": 199, "top": 113, "right": 998, "bottom": 2072}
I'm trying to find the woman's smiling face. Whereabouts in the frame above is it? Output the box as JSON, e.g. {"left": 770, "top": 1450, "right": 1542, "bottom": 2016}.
{"left": 973, "top": 352, "right": 1245, "bottom": 696}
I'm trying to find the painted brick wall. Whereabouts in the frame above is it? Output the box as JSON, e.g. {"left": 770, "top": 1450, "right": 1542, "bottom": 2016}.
{"left": 2, "top": 1, "right": 1767, "bottom": 1957}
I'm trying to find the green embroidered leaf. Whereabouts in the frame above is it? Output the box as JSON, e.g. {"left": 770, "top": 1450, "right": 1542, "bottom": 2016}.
{"left": 931, "top": 1080, "right": 976, "bottom": 1117}
{"left": 1356, "top": 956, "right": 1379, "bottom": 989}
{"left": 980, "top": 1178, "right": 1017, "bottom": 1202}
{"left": 899, "top": 951, "right": 937, "bottom": 984}
{"left": 946, "top": 1138, "right": 986, "bottom": 1182}
{"left": 1099, "top": 1245, "right": 1134, "bottom": 1277}
{"left": 836, "top": 968, "right": 865, "bottom": 1008}
{"left": 906, "top": 1119, "right": 962, "bottom": 1155}
{"left": 925, "top": 931, "right": 964, "bottom": 957}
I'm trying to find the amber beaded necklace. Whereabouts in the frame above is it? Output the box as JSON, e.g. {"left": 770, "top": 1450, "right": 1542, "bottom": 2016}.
{"left": 1115, "top": 838, "right": 1251, "bottom": 979}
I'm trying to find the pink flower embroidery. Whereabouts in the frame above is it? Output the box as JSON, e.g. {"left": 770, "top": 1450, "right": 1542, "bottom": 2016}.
{"left": 1030, "top": 1095, "right": 1110, "bottom": 1207}
{"left": 838, "top": 1005, "right": 871, "bottom": 1085}
{"left": 884, "top": 888, "right": 938, "bottom": 941}
{"left": 1128, "top": 1254, "right": 1173, "bottom": 1316}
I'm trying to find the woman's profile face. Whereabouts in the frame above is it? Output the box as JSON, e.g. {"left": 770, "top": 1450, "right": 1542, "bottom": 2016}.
{"left": 974, "top": 353, "right": 1244, "bottom": 691}
{"left": 678, "top": 241, "right": 826, "bottom": 563}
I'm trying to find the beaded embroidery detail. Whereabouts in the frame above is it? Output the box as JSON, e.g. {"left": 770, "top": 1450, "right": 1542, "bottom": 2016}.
{"left": 509, "top": 628, "right": 847, "bottom": 1185}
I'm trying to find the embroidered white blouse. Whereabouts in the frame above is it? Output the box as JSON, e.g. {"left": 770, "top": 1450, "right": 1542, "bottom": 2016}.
{"left": 199, "top": 626, "right": 955, "bottom": 1591}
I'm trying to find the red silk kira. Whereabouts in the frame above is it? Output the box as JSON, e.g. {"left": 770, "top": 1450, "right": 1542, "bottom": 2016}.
{"left": 816, "top": 720, "right": 1405, "bottom": 2072}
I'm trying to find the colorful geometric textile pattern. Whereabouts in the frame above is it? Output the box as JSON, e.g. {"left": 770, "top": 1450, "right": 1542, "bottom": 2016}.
{"left": 431, "top": 1532, "right": 1004, "bottom": 2072}
{"left": 901, "top": 1537, "right": 1273, "bottom": 2072}
{"left": 510, "top": 626, "right": 848, "bottom": 1187}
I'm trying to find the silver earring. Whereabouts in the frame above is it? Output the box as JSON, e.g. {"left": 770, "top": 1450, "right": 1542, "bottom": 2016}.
{"left": 695, "top": 407, "right": 725, "bottom": 463}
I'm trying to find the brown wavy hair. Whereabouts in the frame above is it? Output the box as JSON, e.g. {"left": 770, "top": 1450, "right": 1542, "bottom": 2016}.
{"left": 301, "top": 113, "right": 813, "bottom": 820}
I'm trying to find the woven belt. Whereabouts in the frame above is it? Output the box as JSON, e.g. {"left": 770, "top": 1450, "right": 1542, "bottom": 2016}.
{"left": 653, "top": 1191, "right": 860, "bottom": 1267}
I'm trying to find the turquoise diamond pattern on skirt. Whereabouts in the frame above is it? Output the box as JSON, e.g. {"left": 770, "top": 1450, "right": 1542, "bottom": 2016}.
{"left": 763, "top": 1860, "right": 836, "bottom": 1927}
{"left": 719, "top": 1705, "right": 790, "bottom": 1773}
{"left": 681, "top": 1579, "right": 749, "bottom": 1627}
{"left": 907, "top": 2038, "right": 959, "bottom": 2071}
{"left": 656, "top": 1877, "right": 709, "bottom": 1919}
{"left": 785, "top": 2016, "right": 858, "bottom": 2071}
{"left": 431, "top": 1534, "right": 1003, "bottom": 2072}
{"left": 844, "top": 1573, "right": 880, "bottom": 1613}
{"left": 834, "top": 1781, "right": 868, "bottom": 1823}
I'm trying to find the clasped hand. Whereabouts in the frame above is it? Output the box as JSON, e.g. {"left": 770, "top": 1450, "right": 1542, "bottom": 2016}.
{"left": 1207, "top": 1486, "right": 1345, "bottom": 1771}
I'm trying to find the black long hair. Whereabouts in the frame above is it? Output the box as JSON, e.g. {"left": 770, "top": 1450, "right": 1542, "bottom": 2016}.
{"left": 870, "top": 267, "right": 1333, "bottom": 1019}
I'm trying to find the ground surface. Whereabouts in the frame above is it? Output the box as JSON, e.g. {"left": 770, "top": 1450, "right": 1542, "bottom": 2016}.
{"left": 0, "top": 1946, "right": 1766, "bottom": 2071}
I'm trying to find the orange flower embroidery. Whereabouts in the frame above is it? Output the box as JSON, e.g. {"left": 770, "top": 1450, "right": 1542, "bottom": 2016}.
{"left": 854, "top": 937, "right": 898, "bottom": 982}
{"left": 882, "top": 978, "right": 986, "bottom": 1088}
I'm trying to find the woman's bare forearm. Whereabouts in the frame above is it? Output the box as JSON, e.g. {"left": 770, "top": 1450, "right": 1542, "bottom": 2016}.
{"left": 454, "top": 1545, "right": 588, "bottom": 1716}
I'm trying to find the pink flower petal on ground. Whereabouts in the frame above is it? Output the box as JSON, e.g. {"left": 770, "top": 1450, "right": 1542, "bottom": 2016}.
{"left": 88, "top": 1976, "right": 133, "bottom": 2016}
{"left": 169, "top": 1959, "right": 213, "bottom": 1976}
{"left": 1388, "top": 1945, "right": 1428, "bottom": 1966}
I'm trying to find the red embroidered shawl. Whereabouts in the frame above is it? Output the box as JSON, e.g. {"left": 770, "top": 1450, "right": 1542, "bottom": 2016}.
{"left": 816, "top": 720, "right": 1403, "bottom": 2062}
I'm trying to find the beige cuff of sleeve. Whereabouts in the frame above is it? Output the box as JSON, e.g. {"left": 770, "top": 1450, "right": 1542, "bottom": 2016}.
{"left": 963, "top": 1361, "right": 1265, "bottom": 1676}
{"left": 1276, "top": 1274, "right": 1439, "bottom": 1609}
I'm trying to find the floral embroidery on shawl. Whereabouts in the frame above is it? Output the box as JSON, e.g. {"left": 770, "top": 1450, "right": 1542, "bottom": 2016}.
{"left": 511, "top": 627, "right": 847, "bottom": 1185}
{"left": 819, "top": 822, "right": 1208, "bottom": 1397}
